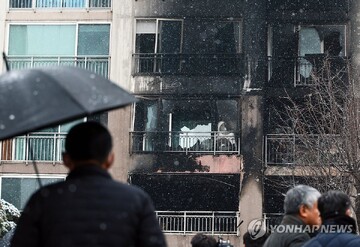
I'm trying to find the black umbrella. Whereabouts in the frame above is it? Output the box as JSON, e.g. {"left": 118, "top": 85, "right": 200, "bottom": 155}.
{"left": 0, "top": 66, "right": 137, "bottom": 140}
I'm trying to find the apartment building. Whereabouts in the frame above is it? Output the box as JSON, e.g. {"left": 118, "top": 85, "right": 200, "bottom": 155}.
{"left": 0, "top": 0, "right": 358, "bottom": 247}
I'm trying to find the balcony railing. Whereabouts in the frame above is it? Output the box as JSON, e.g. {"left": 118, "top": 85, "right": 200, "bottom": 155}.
{"left": 156, "top": 211, "right": 239, "bottom": 235}
{"left": 130, "top": 131, "right": 240, "bottom": 155}
{"left": 9, "top": 0, "right": 111, "bottom": 9}
{"left": 0, "top": 132, "right": 66, "bottom": 163}
{"left": 7, "top": 55, "right": 110, "bottom": 78}
{"left": 267, "top": 55, "right": 348, "bottom": 87}
{"left": 132, "top": 53, "right": 244, "bottom": 76}
{"left": 265, "top": 134, "right": 343, "bottom": 166}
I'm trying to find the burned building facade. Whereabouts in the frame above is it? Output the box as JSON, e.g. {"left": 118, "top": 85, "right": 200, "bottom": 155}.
{"left": 0, "top": 0, "right": 357, "bottom": 246}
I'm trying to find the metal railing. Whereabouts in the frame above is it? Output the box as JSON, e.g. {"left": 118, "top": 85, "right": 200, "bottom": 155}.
{"left": 7, "top": 55, "right": 110, "bottom": 78}
{"left": 265, "top": 134, "right": 343, "bottom": 166}
{"left": 130, "top": 131, "right": 240, "bottom": 155}
{"left": 132, "top": 53, "right": 243, "bottom": 75}
{"left": 9, "top": 0, "right": 111, "bottom": 8}
{"left": 267, "top": 1, "right": 349, "bottom": 11}
{"left": 0, "top": 132, "right": 66, "bottom": 162}
{"left": 156, "top": 211, "right": 239, "bottom": 235}
{"left": 267, "top": 56, "right": 348, "bottom": 87}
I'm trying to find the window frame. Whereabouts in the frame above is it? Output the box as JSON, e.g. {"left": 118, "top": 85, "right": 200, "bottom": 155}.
{"left": 0, "top": 174, "right": 66, "bottom": 210}
{"left": 297, "top": 24, "right": 348, "bottom": 56}
{"left": 6, "top": 22, "right": 112, "bottom": 57}
{"left": 134, "top": 18, "right": 184, "bottom": 54}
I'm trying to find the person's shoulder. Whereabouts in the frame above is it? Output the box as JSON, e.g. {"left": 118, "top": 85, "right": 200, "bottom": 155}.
{"left": 338, "top": 233, "right": 360, "bottom": 247}
{"left": 303, "top": 233, "right": 360, "bottom": 247}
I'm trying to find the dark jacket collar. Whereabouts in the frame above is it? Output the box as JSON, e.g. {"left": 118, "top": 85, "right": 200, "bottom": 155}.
{"left": 322, "top": 215, "right": 357, "bottom": 234}
{"left": 66, "top": 165, "right": 112, "bottom": 180}
{"left": 282, "top": 214, "right": 306, "bottom": 226}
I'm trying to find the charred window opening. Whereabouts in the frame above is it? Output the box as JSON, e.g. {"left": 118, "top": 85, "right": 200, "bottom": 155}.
{"left": 264, "top": 176, "right": 316, "bottom": 225}
{"left": 132, "top": 98, "right": 239, "bottom": 153}
{"left": 264, "top": 175, "right": 349, "bottom": 225}
{"left": 129, "top": 173, "right": 240, "bottom": 211}
{"left": 268, "top": 24, "right": 347, "bottom": 87}
{"left": 134, "top": 19, "right": 242, "bottom": 75}
{"left": 135, "top": 19, "right": 183, "bottom": 73}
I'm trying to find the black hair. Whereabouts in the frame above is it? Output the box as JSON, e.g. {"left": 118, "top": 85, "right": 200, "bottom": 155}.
{"left": 191, "top": 233, "right": 218, "bottom": 247}
{"left": 318, "top": 190, "right": 351, "bottom": 221}
{"left": 65, "top": 121, "right": 112, "bottom": 164}
{"left": 243, "top": 231, "right": 269, "bottom": 247}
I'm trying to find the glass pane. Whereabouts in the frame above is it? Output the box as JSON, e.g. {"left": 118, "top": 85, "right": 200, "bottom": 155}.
{"left": 77, "top": 24, "right": 110, "bottom": 55}
{"left": 136, "top": 20, "right": 156, "bottom": 34}
{"left": 9, "top": 25, "right": 76, "bottom": 55}
{"left": 158, "top": 21, "right": 182, "bottom": 53}
{"left": 36, "top": 0, "right": 61, "bottom": 8}
{"left": 89, "top": 0, "right": 111, "bottom": 7}
{"left": 14, "top": 137, "right": 26, "bottom": 160}
{"left": 2, "top": 177, "right": 64, "bottom": 210}
{"left": 63, "top": 0, "right": 85, "bottom": 7}
{"left": 158, "top": 21, "right": 182, "bottom": 73}
{"left": 10, "top": 0, "right": 32, "bottom": 8}
{"left": 299, "top": 28, "right": 322, "bottom": 56}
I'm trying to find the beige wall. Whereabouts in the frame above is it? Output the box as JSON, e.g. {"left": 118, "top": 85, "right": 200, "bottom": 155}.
{"left": 107, "top": 0, "right": 134, "bottom": 182}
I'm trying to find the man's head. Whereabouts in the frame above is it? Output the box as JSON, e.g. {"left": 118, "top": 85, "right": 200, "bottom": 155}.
{"left": 318, "top": 190, "right": 352, "bottom": 222}
{"left": 190, "top": 233, "right": 217, "bottom": 247}
{"left": 243, "top": 231, "right": 269, "bottom": 247}
{"left": 284, "top": 185, "right": 321, "bottom": 226}
{"left": 63, "top": 121, "right": 114, "bottom": 170}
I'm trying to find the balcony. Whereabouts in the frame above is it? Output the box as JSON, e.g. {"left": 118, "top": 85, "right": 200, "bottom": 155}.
{"left": 265, "top": 134, "right": 343, "bottom": 166}
{"left": 267, "top": 55, "right": 348, "bottom": 87}
{"left": 130, "top": 131, "right": 240, "bottom": 155}
{"left": 7, "top": 55, "right": 110, "bottom": 78}
{"left": 132, "top": 53, "right": 244, "bottom": 76}
{"left": 9, "top": 0, "right": 111, "bottom": 9}
{"left": 156, "top": 211, "right": 239, "bottom": 235}
{"left": 0, "top": 132, "right": 66, "bottom": 163}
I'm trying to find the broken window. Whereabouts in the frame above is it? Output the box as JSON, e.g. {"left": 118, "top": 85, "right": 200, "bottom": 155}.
{"left": 135, "top": 19, "right": 183, "bottom": 73}
{"left": 132, "top": 98, "right": 239, "bottom": 153}
{"left": 133, "top": 99, "right": 159, "bottom": 151}
{"left": 298, "top": 25, "right": 346, "bottom": 84}
{"left": 267, "top": 24, "right": 346, "bottom": 86}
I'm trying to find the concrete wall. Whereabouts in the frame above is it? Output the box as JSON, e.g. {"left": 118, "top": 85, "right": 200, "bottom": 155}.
{"left": 239, "top": 95, "right": 264, "bottom": 246}
{"left": 107, "top": 0, "right": 135, "bottom": 182}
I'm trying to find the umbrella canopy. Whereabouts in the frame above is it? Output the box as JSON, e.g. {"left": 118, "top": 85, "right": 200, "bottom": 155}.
{"left": 0, "top": 66, "right": 137, "bottom": 140}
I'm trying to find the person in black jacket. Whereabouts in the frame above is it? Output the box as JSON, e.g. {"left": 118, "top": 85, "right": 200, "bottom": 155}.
{"left": 302, "top": 190, "right": 360, "bottom": 247}
{"left": 11, "top": 121, "right": 167, "bottom": 247}
{"left": 263, "top": 185, "right": 321, "bottom": 247}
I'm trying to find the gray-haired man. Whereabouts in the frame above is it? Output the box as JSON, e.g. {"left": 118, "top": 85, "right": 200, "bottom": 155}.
{"left": 263, "top": 185, "right": 321, "bottom": 247}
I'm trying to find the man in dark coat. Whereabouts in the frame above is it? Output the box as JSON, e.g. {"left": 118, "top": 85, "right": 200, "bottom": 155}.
{"left": 263, "top": 185, "right": 321, "bottom": 247}
{"left": 302, "top": 190, "right": 360, "bottom": 247}
{"left": 11, "top": 121, "right": 167, "bottom": 247}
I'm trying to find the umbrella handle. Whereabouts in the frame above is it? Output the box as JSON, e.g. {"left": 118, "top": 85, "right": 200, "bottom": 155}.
{"left": 2, "top": 52, "right": 10, "bottom": 71}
